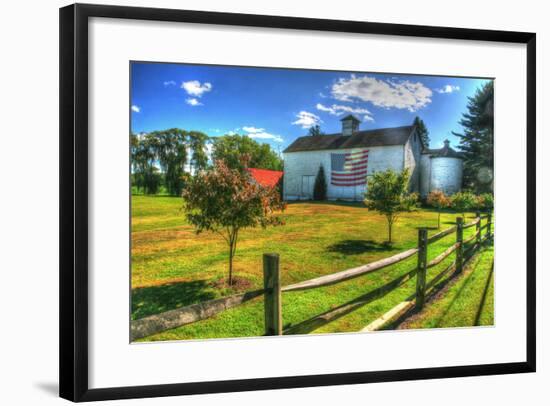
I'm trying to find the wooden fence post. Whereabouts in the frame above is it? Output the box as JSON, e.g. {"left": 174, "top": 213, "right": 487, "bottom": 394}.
{"left": 456, "top": 217, "right": 464, "bottom": 273}
{"left": 486, "top": 213, "right": 492, "bottom": 240}
{"left": 263, "top": 253, "right": 282, "bottom": 336}
{"left": 415, "top": 228, "right": 428, "bottom": 310}
{"left": 475, "top": 211, "right": 481, "bottom": 246}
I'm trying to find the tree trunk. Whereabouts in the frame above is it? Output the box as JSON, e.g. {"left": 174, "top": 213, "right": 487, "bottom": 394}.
{"left": 388, "top": 218, "right": 393, "bottom": 243}
{"left": 227, "top": 229, "right": 239, "bottom": 286}
{"left": 438, "top": 211, "right": 441, "bottom": 229}
{"left": 228, "top": 243, "right": 234, "bottom": 286}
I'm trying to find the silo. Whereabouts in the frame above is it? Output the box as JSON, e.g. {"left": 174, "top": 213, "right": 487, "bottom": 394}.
{"left": 430, "top": 156, "right": 463, "bottom": 195}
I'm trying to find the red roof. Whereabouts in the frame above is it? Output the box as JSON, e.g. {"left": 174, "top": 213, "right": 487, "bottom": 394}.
{"left": 248, "top": 168, "right": 283, "bottom": 188}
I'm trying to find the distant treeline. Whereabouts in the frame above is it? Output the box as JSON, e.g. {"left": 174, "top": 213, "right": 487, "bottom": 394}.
{"left": 131, "top": 130, "right": 283, "bottom": 196}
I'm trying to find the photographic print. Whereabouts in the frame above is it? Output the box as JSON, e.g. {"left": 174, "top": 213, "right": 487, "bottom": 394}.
{"left": 130, "top": 62, "right": 494, "bottom": 342}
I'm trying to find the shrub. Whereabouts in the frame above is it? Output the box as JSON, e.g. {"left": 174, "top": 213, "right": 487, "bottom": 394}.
{"left": 426, "top": 190, "right": 450, "bottom": 229}
{"left": 476, "top": 193, "right": 494, "bottom": 212}
{"left": 450, "top": 191, "right": 477, "bottom": 219}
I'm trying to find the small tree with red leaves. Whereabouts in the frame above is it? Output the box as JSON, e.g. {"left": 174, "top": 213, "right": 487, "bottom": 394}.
{"left": 427, "top": 190, "right": 450, "bottom": 229}
{"left": 183, "top": 158, "right": 286, "bottom": 285}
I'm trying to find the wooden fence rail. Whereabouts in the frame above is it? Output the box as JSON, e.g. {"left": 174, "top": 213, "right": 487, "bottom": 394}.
{"left": 130, "top": 212, "right": 493, "bottom": 339}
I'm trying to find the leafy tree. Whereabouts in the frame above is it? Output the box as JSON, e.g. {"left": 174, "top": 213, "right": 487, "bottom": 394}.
{"left": 308, "top": 125, "right": 324, "bottom": 136}
{"left": 212, "top": 134, "right": 283, "bottom": 172}
{"left": 313, "top": 165, "right": 327, "bottom": 201}
{"left": 452, "top": 82, "right": 494, "bottom": 193}
{"left": 450, "top": 191, "right": 477, "bottom": 219}
{"left": 413, "top": 116, "right": 430, "bottom": 147}
{"left": 364, "top": 169, "right": 418, "bottom": 243}
{"left": 151, "top": 128, "right": 188, "bottom": 196}
{"left": 426, "top": 190, "right": 450, "bottom": 229}
{"left": 188, "top": 131, "right": 210, "bottom": 173}
{"left": 183, "top": 158, "right": 286, "bottom": 285}
{"left": 131, "top": 133, "right": 161, "bottom": 194}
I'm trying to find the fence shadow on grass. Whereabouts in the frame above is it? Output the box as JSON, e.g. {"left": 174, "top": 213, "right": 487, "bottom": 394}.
{"left": 326, "top": 239, "right": 393, "bottom": 255}
{"left": 283, "top": 268, "right": 417, "bottom": 335}
{"left": 132, "top": 279, "right": 216, "bottom": 320}
{"left": 474, "top": 259, "right": 494, "bottom": 326}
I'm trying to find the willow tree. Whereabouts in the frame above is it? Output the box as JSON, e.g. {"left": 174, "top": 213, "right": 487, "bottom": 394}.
{"left": 131, "top": 133, "right": 161, "bottom": 194}
{"left": 188, "top": 131, "right": 210, "bottom": 173}
{"left": 152, "top": 128, "right": 187, "bottom": 196}
{"left": 183, "top": 159, "right": 286, "bottom": 285}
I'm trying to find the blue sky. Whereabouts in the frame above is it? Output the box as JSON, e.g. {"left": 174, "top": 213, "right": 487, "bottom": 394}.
{"left": 130, "top": 62, "right": 492, "bottom": 152}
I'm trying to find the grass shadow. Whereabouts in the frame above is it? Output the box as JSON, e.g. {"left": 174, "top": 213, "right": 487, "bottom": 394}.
{"left": 326, "top": 239, "right": 393, "bottom": 255}
{"left": 132, "top": 279, "right": 216, "bottom": 320}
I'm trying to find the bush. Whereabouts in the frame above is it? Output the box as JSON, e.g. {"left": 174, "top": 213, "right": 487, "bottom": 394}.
{"left": 426, "top": 190, "right": 450, "bottom": 229}
{"left": 450, "top": 191, "right": 477, "bottom": 218}
{"left": 313, "top": 165, "right": 327, "bottom": 201}
{"left": 476, "top": 193, "right": 494, "bottom": 212}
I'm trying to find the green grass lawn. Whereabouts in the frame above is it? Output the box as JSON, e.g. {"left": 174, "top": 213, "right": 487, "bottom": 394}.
{"left": 131, "top": 195, "right": 493, "bottom": 341}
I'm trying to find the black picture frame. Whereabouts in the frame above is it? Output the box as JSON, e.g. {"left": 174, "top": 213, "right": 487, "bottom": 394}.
{"left": 59, "top": 3, "right": 536, "bottom": 402}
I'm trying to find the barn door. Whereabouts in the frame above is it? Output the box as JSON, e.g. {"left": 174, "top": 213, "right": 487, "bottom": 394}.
{"left": 301, "top": 175, "right": 315, "bottom": 199}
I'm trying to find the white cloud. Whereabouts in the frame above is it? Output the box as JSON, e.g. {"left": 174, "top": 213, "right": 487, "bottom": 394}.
{"left": 436, "top": 84, "right": 460, "bottom": 94}
{"left": 186, "top": 98, "right": 203, "bottom": 106}
{"left": 163, "top": 80, "right": 176, "bottom": 87}
{"left": 242, "top": 126, "right": 283, "bottom": 143}
{"left": 181, "top": 80, "right": 212, "bottom": 97}
{"left": 242, "top": 126, "right": 264, "bottom": 134}
{"left": 131, "top": 105, "right": 140, "bottom": 113}
{"left": 331, "top": 74, "right": 432, "bottom": 112}
{"left": 292, "top": 111, "right": 322, "bottom": 129}
{"left": 316, "top": 103, "right": 374, "bottom": 122}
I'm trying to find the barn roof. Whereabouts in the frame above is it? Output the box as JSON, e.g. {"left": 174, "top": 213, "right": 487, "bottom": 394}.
{"left": 283, "top": 125, "right": 415, "bottom": 153}
{"left": 248, "top": 168, "right": 284, "bottom": 188}
{"left": 422, "top": 140, "right": 463, "bottom": 159}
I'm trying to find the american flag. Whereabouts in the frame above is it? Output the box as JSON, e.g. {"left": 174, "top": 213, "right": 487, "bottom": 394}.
{"left": 331, "top": 149, "right": 369, "bottom": 187}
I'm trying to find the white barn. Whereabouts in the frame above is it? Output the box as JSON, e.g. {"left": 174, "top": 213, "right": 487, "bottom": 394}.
{"left": 283, "top": 115, "right": 463, "bottom": 201}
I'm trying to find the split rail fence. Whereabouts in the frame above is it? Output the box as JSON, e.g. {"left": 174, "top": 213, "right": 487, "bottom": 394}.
{"left": 131, "top": 212, "right": 493, "bottom": 340}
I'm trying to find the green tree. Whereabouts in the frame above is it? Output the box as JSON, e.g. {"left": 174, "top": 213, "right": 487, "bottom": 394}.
{"left": 183, "top": 159, "right": 286, "bottom": 285}
{"left": 452, "top": 82, "right": 494, "bottom": 193}
{"left": 308, "top": 125, "right": 324, "bottom": 136}
{"left": 313, "top": 165, "right": 327, "bottom": 201}
{"left": 152, "top": 128, "right": 188, "bottom": 196}
{"left": 413, "top": 116, "right": 430, "bottom": 147}
{"left": 188, "top": 131, "right": 210, "bottom": 173}
{"left": 426, "top": 190, "right": 450, "bottom": 229}
{"left": 131, "top": 133, "right": 161, "bottom": 194}
{"left": 364, "top": 169, "right": 418, "bottom": 243}
{"left": 450, "top": 191, "right": 477, "bottom": 219}
{"left": 212, "top": 134, "right": 283, "bottom": 172}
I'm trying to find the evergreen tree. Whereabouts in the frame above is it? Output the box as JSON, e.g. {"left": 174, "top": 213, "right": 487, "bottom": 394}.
{"left": 308, "top": 125, "right": 324, "bottom": 136}
{"left": 452, "top": 81, "right": 494, "bottom": 193}
{"left": 313, "top": 165, "right": 327, "bottom": 201}
{"left": 413, "top": 116, "right": 430, "bottom": 147}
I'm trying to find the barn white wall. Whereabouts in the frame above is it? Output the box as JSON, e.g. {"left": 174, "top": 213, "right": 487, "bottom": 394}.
{"left": 429, "top": 157, "right": 463, "bottom": 195}
{"left": 404, "top": 131, "right": 422, "bottom": 193}
{"left": 419, "top": 154, "right": 432, "bottom": 197}
{"left": 283, "top": 145, "right": 404, "bottom": 201}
